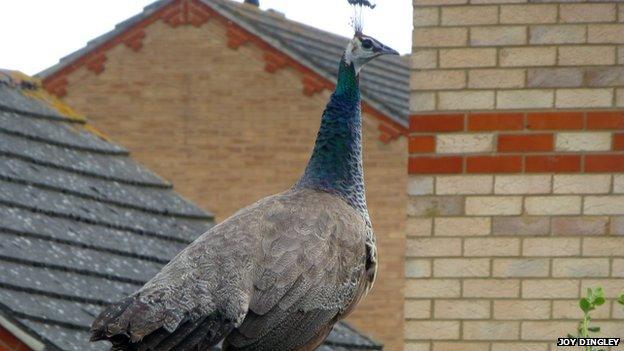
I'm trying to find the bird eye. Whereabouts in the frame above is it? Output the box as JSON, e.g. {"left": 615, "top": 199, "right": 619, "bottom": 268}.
{"left": 361, "top": 39, "right": 373, "bottom": 49}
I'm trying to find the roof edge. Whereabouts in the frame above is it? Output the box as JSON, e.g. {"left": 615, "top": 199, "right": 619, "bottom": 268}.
{"left": 0, "top": 311, "right": 46, "bottom": 351}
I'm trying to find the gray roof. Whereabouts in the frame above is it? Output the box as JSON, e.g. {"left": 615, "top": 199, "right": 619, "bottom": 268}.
{"left": 0, "top": 72, "right": 382, "bottom": 350}
{"left": 37, "top": 0, "right": 409, "bottom": 126}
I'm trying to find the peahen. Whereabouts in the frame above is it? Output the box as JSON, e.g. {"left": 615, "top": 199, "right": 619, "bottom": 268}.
{"left": 91, "top": 31, "right": 398, "bottom": 351}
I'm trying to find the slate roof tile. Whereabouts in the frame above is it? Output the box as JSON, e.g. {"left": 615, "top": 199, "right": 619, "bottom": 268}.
{"left": 0, "top": 72, "right": 382, "bottom": 350}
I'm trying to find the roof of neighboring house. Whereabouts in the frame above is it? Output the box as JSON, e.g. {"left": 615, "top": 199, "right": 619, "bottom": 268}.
{"left": 0, "top": 71, "right": 382, "bottom": 350}
{"left": 38, "top": 0, "right": 410, "bottom": 127}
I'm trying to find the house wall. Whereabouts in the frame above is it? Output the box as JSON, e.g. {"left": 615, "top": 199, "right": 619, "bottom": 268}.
{"left": 408, "top": 1, "right": 624, "bottom": 350}
{"left": 54, "top": 17, "right": 406, "bottom": 350}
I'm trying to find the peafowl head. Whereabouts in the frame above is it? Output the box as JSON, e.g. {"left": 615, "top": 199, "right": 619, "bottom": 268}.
{"left": 344, "top": 33, "right": 399, "bottom": 74}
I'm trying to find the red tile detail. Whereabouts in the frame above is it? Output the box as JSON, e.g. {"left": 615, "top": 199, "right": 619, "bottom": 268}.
{"left": 587, "top": 111, "right": 624, "bottom": 130}
{"left": 525, "top": 155, "right": 581, "bottom": 173}
{"left": 585, "top": 154, "right": 624, "bottom": 172}
{"left": 526, "top": 112, "right": 584, "bottom": 130}
{"left": 466, "top": 155, "right": 522, "bottom": 173}
{"left": 498, "top": 134, "right": 554, "bottom": 152}
{"left": 409, "top": 136, "right": 436, "bottom": 153}
{"left": 468, "top": 113, "right": 524, "bottom": 131}
{"left": 409, "top": 156, "right": 463, "bottom": 174}
{"left": 410, "top": 114, "right": 465, "bottom": 133}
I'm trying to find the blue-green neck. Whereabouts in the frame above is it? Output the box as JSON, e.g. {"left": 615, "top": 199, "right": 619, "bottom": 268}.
{"left": 295, "top": 58, "right": 368, "bottom": 215}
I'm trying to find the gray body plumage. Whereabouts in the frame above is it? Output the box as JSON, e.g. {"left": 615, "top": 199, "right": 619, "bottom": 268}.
{"left": 91, "top": 188, "right": 373, "bottom": 350}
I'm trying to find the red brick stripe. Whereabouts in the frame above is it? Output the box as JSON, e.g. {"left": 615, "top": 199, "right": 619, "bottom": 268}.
{"left": 526, "top": 112, "right": 584, "bottom": 130}
{"left": 409, "top": 156, "right": 463, "bottom": 174}
{"left": 466, "top": 155, "right": 522, "bottom": 173}
{"left": 410, "top": 114, "right": 464, "bottom": 132}
{"left": 468, "top": 113, "right": 524, "bottom": 131}
{"left": 409, "top": 136, "right": 436, "bottom": 153}
{"left": 614, "top": 133, "right": 624, "bottom": 151}
{"left": 585, "top": 154, "right": 624, "bottom": 172}
{"left": 498, "top": 134, "right": 553, "bottom": 152}
{"left": 587, "top": 111, "right": 624, "bottom": 130}
{"left": 525, "top": 155, "right": 581, "bottom": 173}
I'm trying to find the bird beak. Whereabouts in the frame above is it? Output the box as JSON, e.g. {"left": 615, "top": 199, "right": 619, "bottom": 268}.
{"left": 375, "top": 43, "right": 400, "bottom": 56}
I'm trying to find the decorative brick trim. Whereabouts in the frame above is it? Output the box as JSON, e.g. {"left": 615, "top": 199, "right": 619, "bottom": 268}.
{"left": 86, "top": 54, "right": 107, "bottom": 75}
{"left": 162, "top": 0, "right": 211, "bottom": 27}
{"left": 122, "top": 30, "right": 146, "bottom": 52}
{"left": 0, "top": 325, "right": 31, "bottom": 351}
{"left": 263, "top": 52, "right": 288, "bottom": 73}
{"left": 41, "top": 0, "right": 407, "bottom": 143}
{"left": 408, "top": 111, "right": 623, "bottom": 174}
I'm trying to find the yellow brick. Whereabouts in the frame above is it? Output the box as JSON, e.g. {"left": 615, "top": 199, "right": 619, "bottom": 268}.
{"left": 552, "top": 258, "right": 610, "bottom": 278}
{"left": 405, "top": 342, "right": 430, "bottom": 351}
{"left": 441, "top": 6, "right": 498, "bottom": 26}
{"left": 468, "top": 69, "right": 525, "bottom": 89}
{"left": 414, "top": 7, "right": 440, "bottom": 27}
{"left": 433, "top": 342, "right": 488, "bottom": 351}
{"left": 583, "top": 237, "right": 624, "bottom": 256}
{"left": 587, "top": 24, "right": 624, "bottom": 44}
{"left": 560, "top": 3, "right": 617, "bottom": 23}
{"left": 524, "top": 196, "right": 582, "bottom": 215}
{"left": 406, "top": 279, "right": 461, "bottom": 298}
{"left": 406, "top": 259, "right": 432, "bottom": 278}
{"left": 581, "top": 279, "right": 624, "bottom": 298}
{"left": 434, "top": 217, "right": 491, "bottom": 236}
{"left": 497, "top": 89, "right": 554, "bottom": 109}
{"left": 463, "top": 279, "right": 520, "bottom": 298}
{"left": 471, "top": 26, "right": 527, "bottom": 46}
{"left": 411, "top": 70, "right": 466, "bottom": 90}
{"left": 584, "top": 196, "right": 624, "bottom": 215}
{"left": 553, "top": 175, "right": 611, "bottom": 194}
{"left": 529, "top": 25, "right": 586, "bottom": 45}
{"left": 500, "top": 47, "right": 556, "bottom": 67}
{"left": 407, "top": 217, "right": 433, "bottom": 237}
{"left": 493, "top": 300, "right": 550, "bottom": 320}
{"left": 434, "top": 300, "right": 490, "bottom": 319}
{"left": 493, "top": 258, "right": 550, "bottom": 278}
{"left": 433, "top": 258, "right": 490, "bottom": 277}
{"left": 464, "top": 238, "right": 520, "bottom": 257}
{"left": 414, "top": 0, "right": 467, "bottom": 5}
{"left": 494, "top": 175, "right": 552, "bottom": 195}
{"left": 520, "top": 321, "right": 577, "bottom": 341}
{"left": 492, "top": 343, "right": 549, "bottom": 351}
{"left": 440, "top": 48, "right": 497, "bottom": 68}
{"left": 523, "top": 238, "right": 580, "bottom": 257}
{"left": 414, "top": 27, "right": 468, "bottom": 47}
{"left": 466, "top": 196, "right": 523, "bottom": 216}
{"left": 437, "top": 134, "right": 494, "bottom": 154}
{"left": 412, "top": 50, "right": 438, "bottom": 69}
{"left": 405, "top": 299, "right": 432, "bottom": 319}
{"left": 552, "top": 299, "right": 611, "bottom": 319}
{"left": 438, "top": 91, "right": 495, "bottom": 110}
{"left": 436, "top": 175, "right": 493, "bottom": 195}
{"left": 407, "top": 238, "right": 462, "bottom": 257}
{"left": 555, "top": 89, "right": 614, "bottom": 108}
{"left": 500, "top": 4, "right": 557, "bottom": 24}
{"left": 559, "top": 46, "right": 616, "bottom": 66}
{"left": 522, "top": 279, "right": 579, "bottom": 299}
{"left": 405, "top": 321, "right": 460, "bottom": 340}
{"left": 463, "top": 321, "right": 519, "bottom": 340}
{"left": 411, "top": 92, "right": 437, "bottom": 112}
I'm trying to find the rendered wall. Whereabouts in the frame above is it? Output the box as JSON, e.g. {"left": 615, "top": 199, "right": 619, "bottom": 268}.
{"left": 408, "top": 1, "right": 624, "bottom": 350}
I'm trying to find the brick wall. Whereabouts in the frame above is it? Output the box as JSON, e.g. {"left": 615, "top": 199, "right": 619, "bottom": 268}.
{"left": 51, "top": 15, "right": 407, "bottom": 350}
{"left": 0, "top": 325, "right": 31, "bottom": 351}
{"left": 409, "top": 1, "right": 624, "bottom": 350}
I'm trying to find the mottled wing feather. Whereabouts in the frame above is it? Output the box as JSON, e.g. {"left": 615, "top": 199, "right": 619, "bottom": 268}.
{"left": 224, "top": 189, "right": 369, "bottom": 350}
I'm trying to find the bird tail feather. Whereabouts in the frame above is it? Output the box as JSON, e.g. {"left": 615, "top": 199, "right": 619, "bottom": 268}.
{"left": 91, "top": 296, "right": 232, "bottom": 351}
